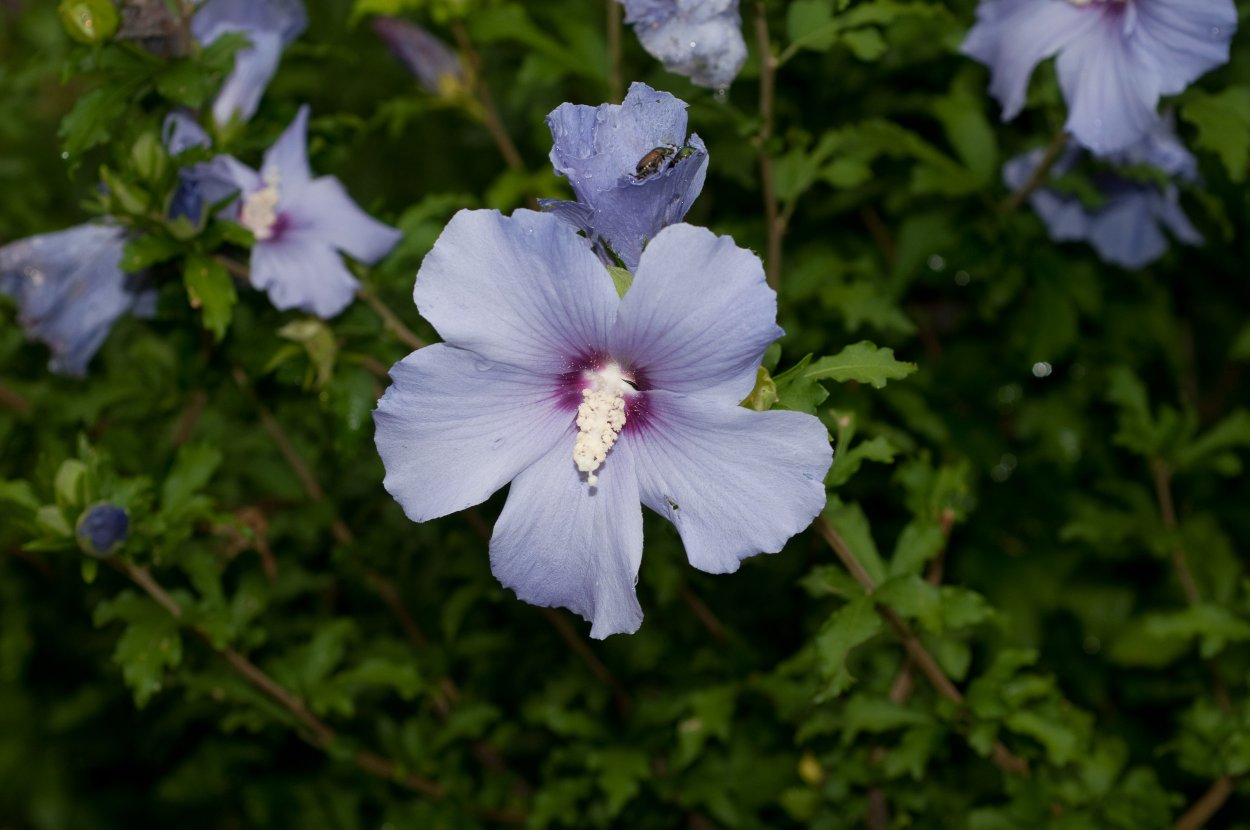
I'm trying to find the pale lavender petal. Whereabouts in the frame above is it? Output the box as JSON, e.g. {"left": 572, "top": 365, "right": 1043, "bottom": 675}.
{"left": 490, "top": 439, "right": 644, "bottom": 639}
{"left": 162, "top": 111, "right": 211, "bottom": 154}
{"left": 374, "top": 344, "right": 574, "bottom": 523}
{"left": 961, "top": 0, "right": 1095, "bottom": 122}
{"left": 192, "top": 0, "right": 307, "bottom": 42}
{"left": 264, "top": 104, "right": 312, "bottom": 197}
{"left": 620, "top": 0, "right": 747, "bottom": 89}
{"left": 414, "top": 209, "right": 618, "bottom": 374}
{"left": 0, "top": 224, "right": 149, "bottom": 376}
{"left": 611, "top": 224, "right": 780, "bottom": 404}
{"left": 287, "top": 176, "right": 401, "bottom": 264}
{"left": 1115, "top": 111, "right": 1198, "bottom": 180}
{"left": 1086, "top": 190, "right": 1170, "bottom": 269}
{"left": 624, "top": 391, "right": 830, "bottom": 574}
{"left": 1056, "top": 21, "right": 1160, "bottom": 156}
{"left": 250, "top": 231, "right": 358, "bottom": 318}
{"left": 1131, "top": 0, "right": 1236, "bottom": 97}
{"left": 211, "top": 30, "right": 284, "bottom": 128}
{"left": 1155, "top": 186, "right": 1203, "bottom": 246}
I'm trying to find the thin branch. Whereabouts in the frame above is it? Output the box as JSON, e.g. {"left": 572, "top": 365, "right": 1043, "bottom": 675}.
{"left": 357, "top": 286, "right": 426, "bottom": 352}
{"left": 0, "top": 382, "right": 32, "bottom": 415}
{"left": 607, "top": 0, "right": 623, "bottom": 102}
{"left": 679, "top": 584, "right": 729, "bottom": 643}
{"left": 1001, "top": 129, "right": 1067, "bottom": 213}
{"left": 753, "top": 1, "right": 783, "bottom": 290}
{"left": 449, "top": 21, "right": 526, "bottom": 175}
{"left": 814, "top": 516, "right": 1030, "bottom": 776}
{"left": 1151, "top": 459, "right": 1201, "bottom": 606}
{"left": 1176, "top": 775, "right": 1237, "bottom": 830}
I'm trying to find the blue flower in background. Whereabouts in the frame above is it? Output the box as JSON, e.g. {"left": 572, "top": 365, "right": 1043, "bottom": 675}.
{"left": 1004, "top": 119, "right": 1202, "bottom": 269}
{"left": 542, "top": 82, "right": 708, "bottom": 272}
{"left": 619, "top": 0, "right": 747, "bottom": 90}
{"left": 962, "top": 0, "right": 1236, "bottom": 155}
{"left": 163, "top": 111, "right": 216, "bottom": 222}
{"left": 193, "top": 0, "right": 308, "bottom": 128}
{"left": 77, "top": 504, "right": 130, "bottom": 558}
{"left": 0, "top": 224, "right": 154, "bottom": 377}
{"left": 207, "top": 106, "right": 402, "bottom": 318}
{"left": 374, "top": 209, "right": 831, "bottom": 638}
{"left": 372, "top": 16, "right": 465, "bottom": 97}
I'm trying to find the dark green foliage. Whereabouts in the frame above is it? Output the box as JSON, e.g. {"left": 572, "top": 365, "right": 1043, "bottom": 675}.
{"left": 3, "top": 0, "right": 1250, "bottom": 827}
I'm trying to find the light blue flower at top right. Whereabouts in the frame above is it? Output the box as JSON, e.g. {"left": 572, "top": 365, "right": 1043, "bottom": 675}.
{"left": 962, "top": 0, "right": 1236, "bottom": 155}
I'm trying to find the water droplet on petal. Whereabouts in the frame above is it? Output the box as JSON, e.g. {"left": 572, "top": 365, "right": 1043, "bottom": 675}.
{"left": 474, "top": 360, "right": 492, "bottom": 372}
{"left": 689, "top": 41, "right": 697, "bottom": 48}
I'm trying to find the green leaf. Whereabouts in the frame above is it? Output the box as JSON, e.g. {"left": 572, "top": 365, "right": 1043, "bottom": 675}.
{"left": 588, "top": 748, "right": 650, "bottom": 817}
{"left": 1109, "top": 604, "right": 1250, "bottom": 667}
{"left": 161, "top": 444, "right": 222, "bottom": 514}
{"left": 888, "top": 520, "right": 945, "bottom": 578}
{"left": 824, "top": 501, "right": 887, "bottom": 584}
{"left": 183, "top": 254, "right": 237, "bottom": 340}
{"left": 740, "top": 366, "right": 780, "bottom": 412}
{"left": 122, "top": 234, "right": 183, "bottom": 272}
{"left": 1181, "top": 86, "right": 1250, "bottom": 183}
{"left": 278, "top": 318, "right": 338, "bottom": 389}
{"left": 607, "top": 265, "right": 633, "bottom": 298}
{"left": 94, "top": 592, "right": 183, "bottom": 708}
{"left": 773, "top": 355, "right": 830, "bottom": 414}
{"left": 814, "top": 595, "right": 882, "bottom": 698}
{"left": 59, "top": 83, "right": 136, "bottom": 158}
{"left": 54, "top": 459, "right": 90, "bottom": 509}
{"left": 805, "top": 341, "right": 917, "bottom": 389}
{"left": 1174, "top": 410, "right": 1250, "bottom": 472}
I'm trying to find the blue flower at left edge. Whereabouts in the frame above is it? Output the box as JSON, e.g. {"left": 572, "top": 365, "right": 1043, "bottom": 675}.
{"left": 193, "top": 0, "right": 308, "bottom": 128}
{"left": 373, "top": 209, "right": 832, "bottom": 638}
{"left": 1004, "top": 118, "right": 1202, "bottom": 269}
{"left": 542, "top": 82, "right": 708, "bottom": 272}
{"left": 206, "top": 105, "right": 402, "bottom": 318}
{"left": 0, "top": 224, "right": 155, "bottom": 377}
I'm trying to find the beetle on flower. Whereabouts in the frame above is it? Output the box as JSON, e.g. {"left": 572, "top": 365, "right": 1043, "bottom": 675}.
{"left": 542, "top": 82, "right": 708, "bottom": 272}
{"left": 205, "top": 105, "right": 402, "bottom": 318}
{"left": 373, "top": 209, "right": 832, "bottom": 638}
{"left": 962, "top": 0, "right": 1236, "bottom": 155}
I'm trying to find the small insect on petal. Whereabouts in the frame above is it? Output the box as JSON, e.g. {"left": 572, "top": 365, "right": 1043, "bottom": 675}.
{"left": 634, "top": 146, "right": 675, "bottom": 179}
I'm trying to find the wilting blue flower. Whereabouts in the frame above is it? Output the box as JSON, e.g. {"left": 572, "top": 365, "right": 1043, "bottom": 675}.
{"left": 77, "top": 504, "right": 130, "bottom": 558}
{"left": 962, "top": 0, "right": 1236, "bottom": 155}
{"left": 374, "top": 209, "right": 831, "bottom": 638}
{"left": 619, "top": 0, "right": 747, "bottom": 90}
{"left": 372, "top": 16, "right": 465, "bottom": 97}
{"left": 193, "top": 0, "right": 308, "bottom": 128}
{"left": 1004, "top": 119, "right": 1201, "bottom": 269}
{"left": 542, "top": 82, "right": 708, "bottom": 271}
{"left": 0, "top": 224, "right": 154, "bottom": 376}
{"left": 207, "top": 105, "right": 402, "bottom": 318}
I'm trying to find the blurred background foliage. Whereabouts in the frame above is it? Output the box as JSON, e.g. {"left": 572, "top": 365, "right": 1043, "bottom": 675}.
{"left": 3, "top": 0, "right": 1250, "bottom": 827}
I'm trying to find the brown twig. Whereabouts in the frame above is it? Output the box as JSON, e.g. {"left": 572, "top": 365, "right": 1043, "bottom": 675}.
{"left": 679, "top": 584, "right": 729, "bottom": 643}
{"left": 0, "top": 382, "right": 32, "bottom": 415}
{"left": 1176, "top": 775, "right": 1236, "bottom": 830}
{"left": 1001, "top": 129, "right": 1068, "bottom": 213}
{"left": 171, "top": 389, "right": 208, "bottom": 446}
{"left": 606, "top": 0, "right": 623, "bottom": 102}
{"left": 1151, "top": 459, "right": 1201, "bottom": 606}
{"left": 753, "top": 1, "right": 783, "bottom": 290}
{"left": 357, "top": 286, "right": 426, "bottom": 352}
{"left": 449, "top": 21, "right": 526, "bottom": 175}
{"left": 814, "top": 516, "right": 1030, "bottom": 776}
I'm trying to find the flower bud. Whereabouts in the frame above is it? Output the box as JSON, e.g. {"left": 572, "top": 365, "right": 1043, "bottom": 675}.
{"left": 58, "top": 0, "right": 121, "bottom": 45}
{"left": 372, "top": 17, "right": 466, "bottom": 99}
{"left": 76, "top": 503, "right": 129, "bottom": 558}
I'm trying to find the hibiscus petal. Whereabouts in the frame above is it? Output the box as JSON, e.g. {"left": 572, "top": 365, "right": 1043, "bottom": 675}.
{"left": 1056, "top": 23, "right": 1160, "bottom": 155}
{"left": 290, "top": 176, "right": 401, "bottom": 263}
{"left": 961, "top": 0, "right": 1095, "bottom": 122}
{"left": 611, "top": 223, "right": 780, "bottom": 404}
{"left": 490, "top": 439, "right": 644, "bottom": 639}
{"left": 374, "top": 344, "right": 574, "bottom": 523}
{"left": 1086, "top": 189, "right": 1169, "bottom": 269}
{"left": 414, "top": 209, "right": 618, "bottom": 374}
{"left": 250, "top": 231, "right": 358, "bottom": 318}
{"left": 1131, "top": 0, "right": 1236, "bottom": 97}
{"left": 264, "top": 104, "right": 313, "bottom": 197}
{"left": 623, "top": 390, "right": 830, "bottom": 575}
{"left": 211, "top": 30, "right": 284, "bottom": 128}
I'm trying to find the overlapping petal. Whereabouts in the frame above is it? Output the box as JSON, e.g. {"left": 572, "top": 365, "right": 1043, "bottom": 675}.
{"left": 625, "top": 391, "right": 830, "bottom": 574}
{"left": 414, "top": 209, "right": 618, "bottom": 374}
{"left": 289, "top": 177, "right": 402, "bottom": 263}
{"left": 612, "top": 224, "right": 780, "bottom": 404}
{"left": 1055, "top": 21, "right": 1158, "bottom": 156}
{"left": 491, "top": 441, "right": 644, "bottom": 639}
{"left": 250, "top": 230, "right": 359, "bottom": 317}
{"left": 375, "top": 344, "right": 575, "bottom": 523}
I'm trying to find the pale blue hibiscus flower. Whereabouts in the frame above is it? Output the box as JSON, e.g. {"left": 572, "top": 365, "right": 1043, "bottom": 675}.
{"left": 1004, "top": 118, "right": 1202, "bottom": 269}
{"left": 618, "top": 0, "right": 747, "bottom": 90}
{"left": 193, "top": 0, "right": 308, "bottom": 128}
{"left": 373, "top": 209, "right": 831, "bottom": 638}
{"left": 206, "top": 106, "right": 402, "bottom": 318}
{"left": 542, "top": 82, "right": 708, "bottom": 271}
{"left": 0, "top": 224, "right": 154, "bottom": 377}
{"left": 962, "top": 0, "right": 1236, "bottom": 155}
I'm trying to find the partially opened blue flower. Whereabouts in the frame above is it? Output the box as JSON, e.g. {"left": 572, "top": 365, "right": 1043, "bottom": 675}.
{"left": 1004, "top": 120, "right": 1202, "bottom": 269}
{"left": 619, "top": 0, "right": 747, "bottom": 90}
{"left": 193, "top": 0, "right": 308, "bottom": 128}
{"left": 962, "top": 0, "right": 1236, "bottom": 155}
{"left": 542, "top": 82, "right": 708, "bottom": 271}
{"left": 372, "top": 16, "right": 465, "bottom": 98}
{"left": 208, "top": 105, "right": 402, "bottom": 318}
{"left": 0, "top": 224, "right": 154, "bottom": 377}
{"left": 374, "top": 209, "right": 831, "bottom": 638}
